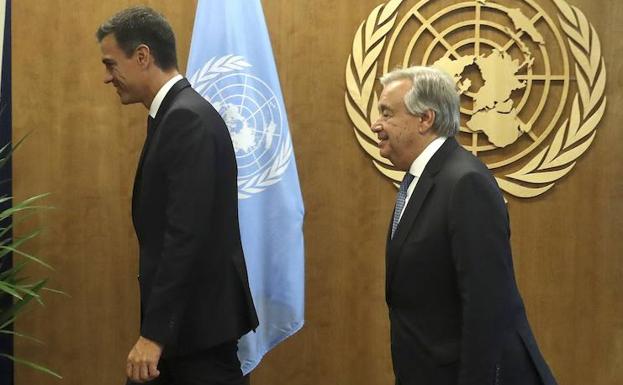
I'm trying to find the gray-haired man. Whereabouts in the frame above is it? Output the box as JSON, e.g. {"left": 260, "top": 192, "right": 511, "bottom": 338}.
{"left": 372, "top": 66, "right": 557, "bottom": 385}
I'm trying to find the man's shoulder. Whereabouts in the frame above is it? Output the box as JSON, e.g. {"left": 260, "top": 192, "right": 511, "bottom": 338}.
{"left": 161, "top": 86, "right": 231, "bottom": 144}
{"left": 434, "top": 144, "right": 499, "bottom": 193}
{"left": 171, "top": 84, "right": 210, "bottom": 107}
{"left": 166, "top": 86, "right": 221, "bottom": 121}
{"left": 442, "top": 143, "right": 488, "bottom": 173}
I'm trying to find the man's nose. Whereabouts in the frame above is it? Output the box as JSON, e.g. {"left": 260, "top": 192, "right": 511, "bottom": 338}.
{"left": 103, "top": 73, "right": 113, "bottom": 84}
{"left": 371, "top": 121, "right": 381, "bottom": 132}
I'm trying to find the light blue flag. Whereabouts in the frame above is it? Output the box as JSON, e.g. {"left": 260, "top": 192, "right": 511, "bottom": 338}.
{"left": 186, "top": 0, "right": 305, "bottom": 374}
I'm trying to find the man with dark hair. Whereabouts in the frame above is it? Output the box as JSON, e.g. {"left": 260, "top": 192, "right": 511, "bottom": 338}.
{"left": 97, "top": 6, "right": 258, "bottom": 384}
{"left": 372, "top": 66, "right": 557, "bottom": 385}
{"left": 96, "top": 7, "right": 178, "bottom": 71}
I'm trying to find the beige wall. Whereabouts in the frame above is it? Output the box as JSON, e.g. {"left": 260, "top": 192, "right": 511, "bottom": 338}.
{"left": 12, "top": 1, "right": 622, "bottom": 384}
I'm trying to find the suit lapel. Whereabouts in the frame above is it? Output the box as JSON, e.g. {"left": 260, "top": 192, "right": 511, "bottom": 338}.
{"left": 385, "top": 137, "right": 460, "bottom": 289}
{"left": 386, "top": 174, "right": 434, "bottom": 287}
{"left": 131, "top": 78, "right": 191, "bottom": 226}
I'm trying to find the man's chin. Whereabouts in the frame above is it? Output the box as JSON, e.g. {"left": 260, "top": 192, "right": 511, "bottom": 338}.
{"left": 119, "top": 95, "right": 139, "bottom": 105}
{"left": 378, "top": 150, "right": 400, "bottom": 169}
{"left": 378, "top": 147, "right": 391, "bottom": 162}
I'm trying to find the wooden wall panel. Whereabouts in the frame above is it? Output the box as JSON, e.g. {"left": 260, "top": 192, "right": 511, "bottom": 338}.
{"left": 11, "top": 1, "right": 622, "bottom": 385}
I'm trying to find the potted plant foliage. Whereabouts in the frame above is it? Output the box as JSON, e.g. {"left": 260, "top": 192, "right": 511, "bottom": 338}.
{"left": 0, "top": 139, "right": 61, "bottom": 379}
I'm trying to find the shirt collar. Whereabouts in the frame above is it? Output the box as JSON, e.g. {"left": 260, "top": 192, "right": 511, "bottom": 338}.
{"left": 149, "top": 74, "right": 184, "bottom": 118}
{"left": 408, "top": 136, "right": 447, "bottom": 178}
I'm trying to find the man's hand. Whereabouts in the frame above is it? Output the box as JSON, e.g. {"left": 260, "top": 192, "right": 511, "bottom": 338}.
{"left": 126, "top": 336, "right": 163, "bottom": 383}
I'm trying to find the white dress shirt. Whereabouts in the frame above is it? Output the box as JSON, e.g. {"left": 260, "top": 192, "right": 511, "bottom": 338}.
{"left": 148, "top": 74, "right": 184, "bottom": 118}
{"left": 397, "top": 136, "right": 448, "bottom": 222}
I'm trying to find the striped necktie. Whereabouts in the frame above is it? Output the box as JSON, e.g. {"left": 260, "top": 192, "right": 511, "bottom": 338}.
{"left": 391, "top": 173, "right": 415, "bottom": 238}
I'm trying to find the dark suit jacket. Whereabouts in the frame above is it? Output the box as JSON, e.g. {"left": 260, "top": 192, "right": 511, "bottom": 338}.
{"left": 132, "top": 78, "right": 258, "bottom": 357}
{"left": 386, "top": 137, "right": 557, "bottom": 385}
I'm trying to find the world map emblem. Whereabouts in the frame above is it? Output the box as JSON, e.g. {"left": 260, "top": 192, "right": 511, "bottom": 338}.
{"left": 190, "top": 55, "right": 293, "bottom": 199}
{"left": 345, "top": 0, "right": 606, "bottom": 198}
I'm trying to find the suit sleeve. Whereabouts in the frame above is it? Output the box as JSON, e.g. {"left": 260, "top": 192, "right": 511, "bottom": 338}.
{"left": 140, "top": 108, "right": 215, "bottom": 347}
{"left": 449, "top": 171, "right": 519, "bottom": 385}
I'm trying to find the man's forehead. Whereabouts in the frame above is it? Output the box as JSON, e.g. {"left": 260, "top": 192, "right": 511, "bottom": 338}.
{"left": 100, "top": 34, "right": 120, "bottom": 52}
{"left": 100, "top": 35, "right": 123, "bottom": 61}
{"left": 100, "top": 33, "right": 117, "bottom": 45}
{"left": 100, "top": 46, "right": 116, "bottom": 63}
{"left": 384, "top": 78, "right": 412, "bottom": 92}
{"left": 381, "top": 80, "right": 409, "bottom": 99}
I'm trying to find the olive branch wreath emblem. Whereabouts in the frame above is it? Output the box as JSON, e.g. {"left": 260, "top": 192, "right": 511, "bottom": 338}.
{"left": 189, "top": 55, "right": 294, "bottom": 199}
{"left": 345, "top": 0, "right": 606, "bottom": 198}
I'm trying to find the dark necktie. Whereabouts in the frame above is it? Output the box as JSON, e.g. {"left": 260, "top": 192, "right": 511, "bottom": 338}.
{"left": 147, "top": 116, "right": 155, "bottom": 135}
{"left": 136, "top": 116, "right": 155, "bottom": 186}
{"left": 133, "top": 116, "right": 155, "bottom": 217}
{"left": 391, "top": 173, "right": 415, "bottom": 238}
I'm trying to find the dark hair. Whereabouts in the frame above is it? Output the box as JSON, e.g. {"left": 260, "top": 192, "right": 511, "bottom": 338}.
{"left": 96, "top": 6, "right": 178, "bottom": 70}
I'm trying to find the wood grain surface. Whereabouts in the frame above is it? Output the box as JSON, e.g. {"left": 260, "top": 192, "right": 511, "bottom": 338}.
{"left": 11, "top": 1, "right": 622, "bottom": 384}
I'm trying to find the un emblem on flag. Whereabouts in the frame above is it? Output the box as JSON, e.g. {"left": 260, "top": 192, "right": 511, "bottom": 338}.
{"left": 190, "top": 55, "right": 293, "bottom": 199}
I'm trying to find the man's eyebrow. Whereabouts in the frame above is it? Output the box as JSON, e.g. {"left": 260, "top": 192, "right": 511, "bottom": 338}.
{"left": 101, "top": 58, "right": 115, "bottom": 65}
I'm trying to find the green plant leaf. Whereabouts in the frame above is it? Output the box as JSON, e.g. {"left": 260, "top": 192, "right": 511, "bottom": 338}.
{"left": 0, "top": 245, "right": 53, "bottom": 269}
{"left": 0, "top": 228, "right": 43, "bottom": 259}
{"left": 0, "top": 210, "right": 39, "bottom": 239}
{"left": 0, "top": 353, "right": 62, "bottom": 379}
{"left": 0, "top": 280, "right": 23, "bottom": 299}
{"left": 0, "top": 329, "right": 43, "bottom": 344}
{"left": 14, "top": 283, "right": 44, "bottom": 299}
{"left": 0, "top": 136, "right": 63, "bottom": 379}
{"left": 1, "top": 228, "right": 42, "bottom": 248}
{"left": 41, "top": 287, "right": 69, "bottom": 297}
{"left": 0, "top": 132, "right": 31, "bottom": 170}
{"left": 0, "top": 193, "right": 52, "bottom": 222}
{"left": 0, "top": 261, "right": 27, "bottom": 280}
{"left": 0, "top": 316, "right": 17, "bottom": 330}
{"left": 0, "top": 280, "right": 47, "bottom": 326}
{"left": 0, "top": 196, "right": 11, "bottom": 204}
{"left": 0, "top": 203, "right": 51, "bottom": 220}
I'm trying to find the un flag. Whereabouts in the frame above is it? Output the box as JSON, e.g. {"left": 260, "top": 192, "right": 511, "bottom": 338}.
{"left": 187, "top": 0, "right": 305, "bottom": 374}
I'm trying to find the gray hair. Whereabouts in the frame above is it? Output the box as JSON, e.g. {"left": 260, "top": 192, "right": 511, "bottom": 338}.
{"left": 380, "top": 66, "right": 460, "bottom": 137}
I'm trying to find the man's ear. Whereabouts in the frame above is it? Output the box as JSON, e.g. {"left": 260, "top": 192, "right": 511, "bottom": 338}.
{"left": 418, "top": 109, "right": 435, "bottom": 133}
{"left": 135, "top": 44, "right": 151, "bottom": 68}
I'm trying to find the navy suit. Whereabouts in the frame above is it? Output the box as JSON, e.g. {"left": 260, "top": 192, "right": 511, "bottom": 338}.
{"left": 386, "top": 137, "right": 557, "bottom": 385}
{"left": 132, "top": 78, "right": 258, "bottom": 359}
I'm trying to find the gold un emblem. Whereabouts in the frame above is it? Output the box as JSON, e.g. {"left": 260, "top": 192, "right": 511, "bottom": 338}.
{"left": 345, "top": 0, "right": 606, "bottom": 198}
